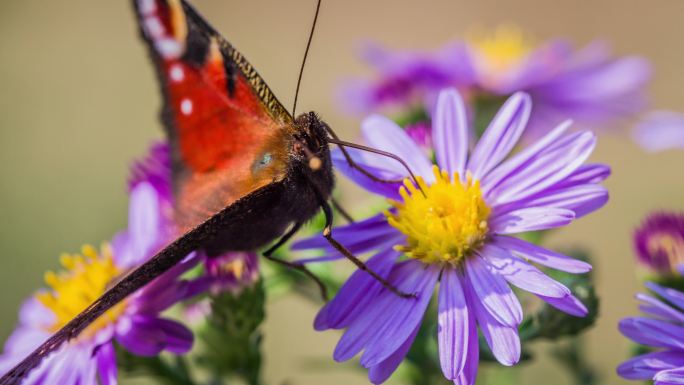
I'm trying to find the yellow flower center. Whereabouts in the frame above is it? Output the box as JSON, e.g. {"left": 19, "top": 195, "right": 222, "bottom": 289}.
{"left": 385, "top": 166, "right": 491, "bottom": 264}
{"left": 470, "top": 26, "right": 532, "bottom": 73}
{"left": 35, "top": 244, "right": 128, "bottom": 338}
{"left": 647, "top": 233, "right": 684, "bottom": 272}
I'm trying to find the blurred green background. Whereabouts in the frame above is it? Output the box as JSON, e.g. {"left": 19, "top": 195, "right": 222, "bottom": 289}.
{"left": 1, "top": 0, "right": 684, "bottom": 384}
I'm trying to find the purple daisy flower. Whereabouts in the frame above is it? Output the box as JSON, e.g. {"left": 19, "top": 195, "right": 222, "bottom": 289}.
{"left": 618, "top": 282, "right": 684, "bottom": 384}
{"left": 634, "top": 212, "right": 684, "bottom": 275}
{"left": 294, "top": 88, "right": 609, "bottom": 384}
{"left": 0, "top": 145, "right": 201, "bottom": 385}
{"left": 340, "top": 31, "right": 650, "bottom": 140}
{"left": 633, "top": 111, "right": 684, "bottom": 152}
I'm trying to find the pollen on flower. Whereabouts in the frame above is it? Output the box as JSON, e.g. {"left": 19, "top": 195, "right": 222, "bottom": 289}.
{"left": 470, "top": 25, "right": 532, "bottom": 74}
{"left": 35, "top": 243, "right": 128, "bottom": 337}
{"left": 385, "top": 165, "right": 491, "bottom": 264}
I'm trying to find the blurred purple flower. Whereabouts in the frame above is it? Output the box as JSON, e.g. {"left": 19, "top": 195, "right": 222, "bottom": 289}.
{"left": 0, "top": 143, "right": 202, "bottom": 384}
{"left": 634, "top": 212, "right": 684, "bottom": 276}
{"left": 0, "top": 183, "right": 201, "bottom": 384}
{"left": 339, "top": 42, "right": 475, "bottom": 115}
{"left": 294, "top": 88, "right": 609, "bottom": 384}
{"left": 618, "top": 282, "right": 684, "bottom": 384}
{"left": 633, "top": 111, "right": 684, "bottom": 152}
{"left": 127, "top": 141, "right": 173, "bottom": 203}
{"left": 340, "top": 29, "right": 651, "bottom": 140}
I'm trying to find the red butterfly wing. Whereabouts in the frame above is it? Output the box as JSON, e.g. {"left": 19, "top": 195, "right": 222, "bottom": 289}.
{"left": 134, "top": 0, "right": 295, "bottom": 231}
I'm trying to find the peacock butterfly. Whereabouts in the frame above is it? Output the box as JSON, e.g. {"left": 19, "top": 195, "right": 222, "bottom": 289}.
{"left": 0, "top": 0, "right": 417, "bottom": 383}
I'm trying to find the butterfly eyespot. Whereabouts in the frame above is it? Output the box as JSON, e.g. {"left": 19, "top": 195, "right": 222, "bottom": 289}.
{"left": 260, "top": 153, "right": 272, "bottom": 165}
{"left": 252, "top": 153, "right": 273, "bottom": 172}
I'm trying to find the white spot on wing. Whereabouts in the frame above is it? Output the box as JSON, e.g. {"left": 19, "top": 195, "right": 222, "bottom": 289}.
{"left": 144, "top": 17, "right": 165, "bottom": 38}
{"left": 170, "top": 64, "right": 184, "bottom": 82}
{"left": 155, "top": 39, "right": 182, "bottom": 60}
{"left": 138, "top": 0, "right": 156, "bottom": 15}
{"left": 180, "top": 99, "right": 193, "bottom": 115}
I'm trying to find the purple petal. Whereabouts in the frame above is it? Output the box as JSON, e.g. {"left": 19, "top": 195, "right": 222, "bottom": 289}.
{"left": 633, "top": 111, "right": 684, "bottom": 152}
{"left": 359, "top": 264, "right": 440, "bottom": 367}
{"left": 332, "top": 148, "right": 404, "bottom": 200}
{"left": 96, "top": 342, "right": 118, "bottom": 385}
{"left": 133, "top": 281, "right": 190, "bottom": 315}
{"left": 489, "top": 131, "right": 597, "bottom": 206}
{"left": 333, "top": 261, "right": 421, "bottom": 362}
{"left": 156, "top": 318, "right": 194, "bottom": 354}
{"left": 656, "top": 367, "right": 684, "bottom": 385}
{"left": 465, "top": 255, "right": 522, "bottom": 327}
{"left": 619, "top": 317, "right": 684, "bottom": 350}
{"left": 490, "top": 207, "right": 575, "bottom": 234}
{"left": 465, "top": 278, "right": 521, "bottom": 366}
{"left": 292, "top": 213, "right": 399, "bottom": 255}
{"left": 453, "top": 303, "right": 479, "bottom": 385}
{"left": 115, "top": 182, "right": 163, "bottom": 268}
{"left": 537, "top": 293, "right": 588, "bottom": 317}
{"left": 361, "top": 115, "right": 434, "bottom": 181}
{"left": 116, "top": 316, "right": 167, "bottom": 356}
{"left": 432, "top": 88, "right": 469, "bottom": 178}
{"left": 479, "top": 244, "right": 570, "bottom": 298}
{"left": 295, "top": 254, "right": 346, "bottom": 264}
{"left": 530, "top": 42, "right": 650, "bottom": 125}
{"left": 647, "top": 282, "right": 684, "bottom": 311}
{"left": 557, "top": 164, "right": 611, "bottom": 188}
{"left": 468, "top": 92, "right": 531, "bottom": 180}
{"left": 637, "top": 293, "right": 684, "bottom": 323}
{"left": 493, "top": 236, "right": 592, "bottom": 273}
{"left": 494, "top": 184, "right": 608, "bottom": 219}
{"left": 367, "top": 324, "right": 420, "bottom": 384}
{"left": 41, "top": 345, "right": 97, "bottom": 385}
{"left": 314, "top": 247, "right": 401, "bottom": 330}
{"left": 618, "top": 351, "right": 684, "bottom": 380}
{"left": 334, "top": 261, "right": 439, "bottom": 366}
{"left": 482, "top": 120, "right": 571, "bottom": 195}
{"left": 437, "top": 268, "right": 469, "bottom": 380}
{"left": 18, "top": 298, "right": 55, "bottom": 331}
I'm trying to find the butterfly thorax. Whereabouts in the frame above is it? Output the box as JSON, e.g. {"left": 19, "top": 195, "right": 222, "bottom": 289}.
{"left": 197, "top": 112, "right": 333, "bottom": 256}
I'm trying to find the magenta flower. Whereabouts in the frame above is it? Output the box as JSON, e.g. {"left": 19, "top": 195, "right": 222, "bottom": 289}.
{"left": 0, "top": 144, "right": 201, "bottom": 385}
{"left": 340, "top": 32, "right": 651, "bottom": 140}
{"left": 294, "top": 88, "right": 609, "bottom": 384}
{"left": 618, "top": 282, "right": 684, "bottom": 384}
{"left": 634, "top": 212, "right": 684, "bottom": 276}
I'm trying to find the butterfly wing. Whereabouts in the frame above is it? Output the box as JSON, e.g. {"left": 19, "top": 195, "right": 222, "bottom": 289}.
{"left": 134, "top": 0, "right": 295, "bottom": 231}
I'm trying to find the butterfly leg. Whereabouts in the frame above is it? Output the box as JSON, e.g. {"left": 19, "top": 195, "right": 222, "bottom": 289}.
{"left": 320, "top": 200, "right": 416, "bottom": 299}
{"left": 263, "top": 222, "right": 329, "bottom": 301}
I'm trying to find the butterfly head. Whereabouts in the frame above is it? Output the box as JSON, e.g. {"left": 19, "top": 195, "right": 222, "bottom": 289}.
{"left": 292, "top": 112, "right": 334, "bottom": 199}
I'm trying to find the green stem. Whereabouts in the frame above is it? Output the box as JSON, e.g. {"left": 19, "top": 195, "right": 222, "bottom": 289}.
{"left": 551, "top": 338, "right": 598, "bottom": 385}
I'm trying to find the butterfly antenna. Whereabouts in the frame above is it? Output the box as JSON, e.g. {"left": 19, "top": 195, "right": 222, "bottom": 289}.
{"left": 292, "top": 0, "right": 322, "bottom": 117}
{"left": 323, "top": 125, "right": 426, "bottom": 196}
